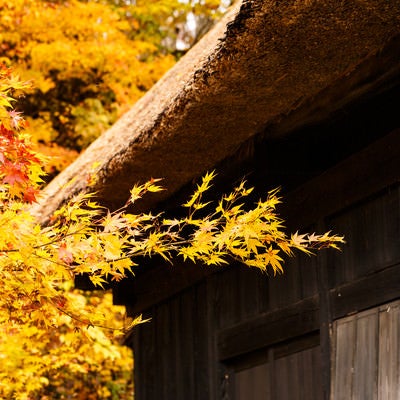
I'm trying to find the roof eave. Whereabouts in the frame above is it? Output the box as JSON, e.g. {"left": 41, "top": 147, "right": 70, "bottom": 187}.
{"left": 32, "top": 0, "right": 400, "bottom": 222}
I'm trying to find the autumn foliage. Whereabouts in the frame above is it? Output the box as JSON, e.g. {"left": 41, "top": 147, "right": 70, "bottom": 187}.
{"left": 0, "top": 0, "right": 222, "bottom": 177}
{"left": 0, "top": 64, "right": 136, "bottom": 400}
{"left": 0, "top": 64, "right": 345, "bottom": 398}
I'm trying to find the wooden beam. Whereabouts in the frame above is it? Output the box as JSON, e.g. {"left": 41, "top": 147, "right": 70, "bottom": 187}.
{"left": 218, "top": 295, "right": 319, "bottom": 361}
{"left": 331, "top": 263, "right": 400, "bottom": 320}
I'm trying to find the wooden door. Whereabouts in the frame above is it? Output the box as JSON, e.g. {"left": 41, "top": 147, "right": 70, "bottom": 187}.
{"left": 231, "top": 339, "right": 322, "bottom": 400}
{"left": 331, "top": 300, "right": 400, "bottom": 400}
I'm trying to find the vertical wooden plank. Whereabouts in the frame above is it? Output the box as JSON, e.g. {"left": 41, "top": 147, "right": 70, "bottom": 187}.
{"left": 365, "top": 188, "right": 400, "bottom": 268}
{"left": 380, "top": 187, "right": 400, "bottom": 264}
{"left": 298, "top": 251, "right": 319, "bottom": 299}
{"left": 206, "top": 274, "right": 220, "bottom": 400}
{"left": 378, "top": 302, "right": 400, "bottom": 400}
{"left": 132, "top": 327, "right": 143, "bottom": 400}
{"left": 173, "top": 294, "right": 185, "bottom": 400}
{"left": 298, "top": 348, "right": 313, "bottom": 400}
{"left": 234, "top": 363, "right": 270, "bottom": 400}
{"left": 331, "top": 316, "right": 356, "bottom": 400}
{"left": 269, "top": 261, "right": 302, "bottom": 311}
{"left": 133, "top": 309, "right": 156, "bottom": 400}
{"left": 156, "top": 302, "right": 174, "bottom": 400}
{"left": 327, "top": 207, "right": 362, "bottom": 287}
{"left": 237, "top": 266, "right": 265, "bottom": 320}
{"left": 274, "top": 355, "right": 292, "bottom": 400}
{"left": 180, "top": 289, "right": 196, "bottom": 400}
{"left": 256, "top": 270, "right": 269, "bottom": 314}
{"left": 193, "top": 282, "right": 212, "bottom": 400}
{"left": 299, "top": 347, "right": 323, "bottom": 400}
{"left": 288, "top": 352, "right": 301, "bottom": 400}
{"left": 252, "top": 362, "right": 271, "bottom": 399}
{"left": 214, "top": 268, "right": 241, "bottom": 329}
{"left": 234, "top": 369, "right": 246, "bottom": 399}
{"left": 353, "top": 310, "right": 379, "bottom": 400}
{"left": 311, "top": 346, "right": 323, "bottom": 400}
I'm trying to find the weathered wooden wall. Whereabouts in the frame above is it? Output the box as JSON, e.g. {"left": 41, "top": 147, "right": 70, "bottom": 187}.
{"left": 130, "top": 134, "right": 400, "bottom": 399}
{"left": 132, "top": 255, "right": 321, "bottom": 400}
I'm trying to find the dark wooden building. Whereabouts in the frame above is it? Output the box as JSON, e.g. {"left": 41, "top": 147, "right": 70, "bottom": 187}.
{"left": 123, "top": 84, "right": 400, "bottom": 399}
{"left": 34, "top": 1, "right": 400, "bottom": 398}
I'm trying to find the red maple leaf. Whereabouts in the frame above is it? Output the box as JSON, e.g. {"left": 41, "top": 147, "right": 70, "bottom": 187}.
{"left": 1, "top": 162, "right": 27, "bottom": 185}
{"left": 23, "top": 186, "right": 39, "bottom": 203}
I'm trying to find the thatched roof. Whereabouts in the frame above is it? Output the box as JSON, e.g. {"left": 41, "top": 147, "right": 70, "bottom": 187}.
{"left": 32, "top": 0, "right": 400, "bottom": 221}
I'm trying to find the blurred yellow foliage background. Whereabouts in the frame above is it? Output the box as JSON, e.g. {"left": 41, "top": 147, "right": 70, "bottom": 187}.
{"left": 0, "top": 0, "right": 222, "bottom": 177}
